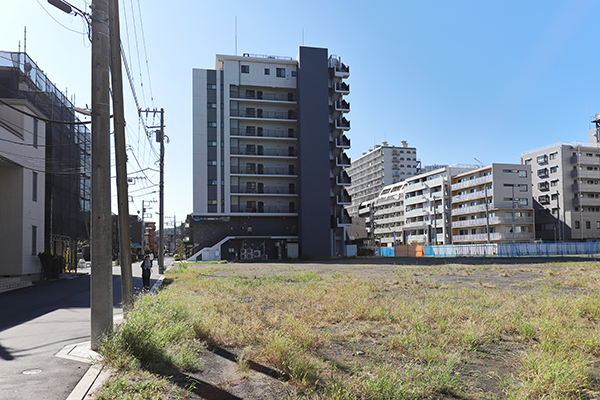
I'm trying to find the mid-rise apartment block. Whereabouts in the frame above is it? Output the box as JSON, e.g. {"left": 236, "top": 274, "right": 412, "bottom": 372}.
{"left": 451, "top": 164, "right": 534, "bottom": 243}
{"left": 190, "top": 47, "right": 352, "bottom": 260}
{"left": 521, "top": 134, "right": 600, "bottom": 241}
{"left": 346, "top": 141, "right": 418, "bottom": 217}
{"left": 359, "top": 165, "right": 475, "bottom": 245}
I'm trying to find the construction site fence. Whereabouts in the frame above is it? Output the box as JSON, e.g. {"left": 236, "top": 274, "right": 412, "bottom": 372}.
{"left": 365, "top": 242, "right": 600, "bottom": 258}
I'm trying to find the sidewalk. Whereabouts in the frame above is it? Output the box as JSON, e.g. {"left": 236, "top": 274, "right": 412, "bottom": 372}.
{"left": 0, "top": 257, "right": 173, "bottom": 400}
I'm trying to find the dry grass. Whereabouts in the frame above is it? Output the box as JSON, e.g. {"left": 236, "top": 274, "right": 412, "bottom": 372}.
{"left": 153, "top": 260, "right": 600, "bottom": 399}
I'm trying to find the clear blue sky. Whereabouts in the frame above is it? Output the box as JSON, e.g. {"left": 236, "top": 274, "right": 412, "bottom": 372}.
{"left": 2, "top": 0, "right": 599, "bottom": 222}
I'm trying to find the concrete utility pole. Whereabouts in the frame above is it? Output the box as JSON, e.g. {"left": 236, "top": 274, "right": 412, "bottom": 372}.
{"left": 90, "top": 0, "right": 113, "bottom": 350}
{"left": 109, "top": 0, "right": 133, "bottom": 310}
{"left": 139, "top": 108, "right": 166, "bottom": 273}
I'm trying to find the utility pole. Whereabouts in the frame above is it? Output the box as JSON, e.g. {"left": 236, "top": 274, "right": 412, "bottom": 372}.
{"left": 109, "top": 0, "right": 133, "bottom": 310}
{"left": 140, "top": 108, "right": 166, "bottom": 273}
{"left": 90, "top": 0, "right": 112, "bottom": 351}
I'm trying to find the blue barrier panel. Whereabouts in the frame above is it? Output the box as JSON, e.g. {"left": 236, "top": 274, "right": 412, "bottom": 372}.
{"left": 423, "top": 246, "right": 435, "bottom": 257}
{"left": 380, "top": 247, "right": 395, "bottom": 257}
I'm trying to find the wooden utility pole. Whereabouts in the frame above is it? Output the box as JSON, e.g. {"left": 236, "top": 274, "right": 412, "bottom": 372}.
{"left": 90, "top": 0, "right": 113, "bottom": 351}
{"left": 109, "top": 0, "right": 133, "bottom": 310}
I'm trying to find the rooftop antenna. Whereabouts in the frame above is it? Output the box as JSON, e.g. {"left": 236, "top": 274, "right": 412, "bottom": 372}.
{"left": 24, "top": 26, "right": 26, "bottom": 55}
{"left": 235, "top": 16, "right": 237, "bottom": 55}
{"left": 474, "top": 157, "right": 484, "bottom": 168}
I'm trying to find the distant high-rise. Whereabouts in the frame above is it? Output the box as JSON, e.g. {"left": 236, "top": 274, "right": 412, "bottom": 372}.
{"left": 346, "top": 141, "right": 418, "bottom": 217}
{"left": 189, "top": 47, "right": 353, "bottom": 260}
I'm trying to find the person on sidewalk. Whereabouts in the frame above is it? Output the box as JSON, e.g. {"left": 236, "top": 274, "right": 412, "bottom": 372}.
{"left": 141, "top": 255, "right": 152, "bottom": 290}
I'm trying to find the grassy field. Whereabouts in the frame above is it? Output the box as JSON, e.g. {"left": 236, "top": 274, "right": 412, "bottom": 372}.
{"left": 95, "top": 259, "right": 600, "bottom": 399}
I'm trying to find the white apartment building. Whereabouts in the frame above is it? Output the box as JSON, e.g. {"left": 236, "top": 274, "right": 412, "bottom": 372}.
{"left": 0, "top": 99, "right": 46, "bottom": 280}
{"left": 346, "top": 141, "right": 418, "bottom": 217}
{"left": 359, "top": 165, "right": 476, "bottom": 245}
{"left": 451, "top": 164, "right": 534, "bottom": 243}
{"left": 521, "top": 133, "right": 600, "bottom": 241}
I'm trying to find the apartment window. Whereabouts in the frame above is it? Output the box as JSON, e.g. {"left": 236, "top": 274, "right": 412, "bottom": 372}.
{"left": 537, "top": 155, "right": 548, "bottom": 164}
{"left": 31, "top": 226, "right": 37, "bottom": 255}
{"left": 208, "top": 180, "right": 217, "bottom": 186}
{"left": 208, "top": 199, "right": 217, "bottom": 205}
{"left": 524, "top": 158, "right": 532, "bottom": 165}
{"left": 549, "top": 152, "right": 558, "bottom": 160}
{"left": 291, "top": 70, "right": 297, "bottom": 77}
{"left": 246, "top": 163, "right": 256, "bottom": 172}
{"left": 207, "top": 141, "right": 217, "bottom": 147}
{"left": 241, "top": 65, "right": 250, "bottom": 73}
{"left": 551, "top": 180, "right": 558, "bottom": 187}
{"left": 207, "top": 84, "right": 217, "bottom": 90}
{"left": 246, "top": 126, "right": 256, "bottom": 135}
{"left": 537, "top": 168, "right": 548, "bottom": 177}
{"left": 245, "top": 90, "right": 255, "bottom": 98}
{"left": 33, "top": 119, "right": 38, "bottom": 148}
{"left": 575, "top": 221, "right": 580, "bottom": 229}
{"left": 264, "top": 68, "right": 270, "bottom": 75}
{"left": 550, "top": 166, "right": 558, "bottom": 173}
{"left": 276, "top": 68, "right": 285, "bottom": 77}
{"left": 519, "top": 170, "right": 527, "bottom": 178}
{"left": 519, "top": 198, "right": 528, "bottom": 206}
{"left": 32, "top": 172, "right": 38, "bottom": 202}
{"left": 208, "top": 122, "right": 217, "bottom": 127}
{"left": 551, "top": 193, "right": 558, "bottom": 201}
{"left": 539, "top": 195, "right": 550, "bottom": 205}
{"left": 538, "top": 181, "right": 549, "bottom": 190}
{"left": 586, "top": 221, "right": 591, "bottom": 229}
{"left": 207, "top": 102, "right": 217, "bottom": 108}
{"left": 597, "top": 221, "right": 600, "bottom": 229}
{"left": 208, "top": 160, "right": 217, "bottom": 166}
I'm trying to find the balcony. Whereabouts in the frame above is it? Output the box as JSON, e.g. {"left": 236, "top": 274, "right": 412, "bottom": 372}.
{"left": 231, "top": 165, "right": 297, "bottom": 176}
{"left": 451, "top": 175, "right": 492, "bottom": 191}
{"left": 405, "top": 194, "right": 425, "bottom": 205}
{"left": 405, "top": 208, "right": 426, "bottom": 217}
{"left": 333, "top": 63, "right": 350, "bottom": 78}
{"left": 451, "top": 204, "right": 488, "bottom": 216}
{"left": 230, "top": 147, "right": 297, "bottom": 157}
{"left": 571, "top": 169, "right": 600, "bottom": 179}
{"left": 336, "top": 171, "right": 351, "bottom": 186}
{"left": 404, "top": 220, "right": 428, "bottom": 229}
{"left": 334, "top": 82, "right": 350, "bottom": 94}
{"left": 452, "top": 189, "right": 492, "bottom": 203}
{"left": 231, "top": 90, "right": 296, "bottom": 102}
{"left": 570, "top": 154, "right": 599, "bottom": 165}
{"left": 572, "top": 182, "right": 600, "bottom": 192}
{"left": 231, "top": 205, "right": 296, "bottom": 214}
{"left": 452, "top": 216, "right": 533, "bottom": 228}
{"left": 334, "top": 117, "right": 351, "bottom": 131}
{"left": 452, "top": 232, "right": 534, "bottom": 243}
{"left": 231, "top": 127, "right": 296, "bottom": 139}
{"left": 336, "top": 153, "right": 351, "bottom": 167}
{"left": 334, "top": 212, "right": 352, "bottom": 227}
{"left": 231, "top": 185, "right": 297, "bottom": 195}
{"left": 573, "top": 197, "right": 600, "bottom": 207}
{"left": 335, "top": 134, "right": 351, "bottom": 149}
{"left": 337, "top": 193, "right": 352, "bottom": 205}
{"left": 407, "top": 234, "right": 427, "bottom": 244}
{"left": 231, "top": 108, "right": 297, "bottom": 120}
{"left": 335, "top": 99, "right": 350, "bottom": 112}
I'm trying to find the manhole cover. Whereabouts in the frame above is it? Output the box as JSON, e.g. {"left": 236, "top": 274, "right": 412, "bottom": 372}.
{"left": 22, "top": 369, "right": 42, "bottom": 375}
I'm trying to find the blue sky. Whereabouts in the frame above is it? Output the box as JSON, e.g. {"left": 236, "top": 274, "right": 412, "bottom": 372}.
{"left": 2, "top": 0, "right": 600, "bottom": 221}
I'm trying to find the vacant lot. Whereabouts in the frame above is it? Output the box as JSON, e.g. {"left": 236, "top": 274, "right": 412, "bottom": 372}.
{"left": 96, "top": 257, "right": 600, "bottom": 399}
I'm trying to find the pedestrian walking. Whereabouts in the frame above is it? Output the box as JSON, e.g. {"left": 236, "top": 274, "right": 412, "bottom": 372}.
{"left": 141, "top": 255, "right": 152, "bottom": 290}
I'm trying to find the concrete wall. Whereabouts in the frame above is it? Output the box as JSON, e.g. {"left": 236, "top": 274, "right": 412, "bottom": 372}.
{"left": 297, "top": 47, "right": 332, "bottom": 258}
{"left": 192, "top": 69, "right": 209, "bottom": 214}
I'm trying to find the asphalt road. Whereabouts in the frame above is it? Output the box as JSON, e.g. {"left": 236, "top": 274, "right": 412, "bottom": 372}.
{"left": 0, "top": 258, "right": 166, "bottom": 400}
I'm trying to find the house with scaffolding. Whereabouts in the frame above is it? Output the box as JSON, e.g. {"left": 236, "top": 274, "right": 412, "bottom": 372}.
{"left": 0, "top": 51, "right": 91, "bottom": 278}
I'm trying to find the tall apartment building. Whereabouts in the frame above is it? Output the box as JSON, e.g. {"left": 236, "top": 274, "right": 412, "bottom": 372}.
{"left": 346, "top": 141, "right": 418, "bottom": 217}
{"left": 451, "top": 164, "right": 534, "bottom": 243}
{"left": 521, "top": 135, "right": 600, "bottom": 241}
{"left": 190, "top": 47, "right": 352, "bottom": 260}
{"left": 359, "top": 165, "right": 475, "bottom": 245}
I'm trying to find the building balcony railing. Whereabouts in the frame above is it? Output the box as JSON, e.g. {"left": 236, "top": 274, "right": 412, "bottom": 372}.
{"left": 405, "top": 194, "right": 425, "bottom": 205}
{"left": 334, "top": 82, "right": 350, "bottom": 93}
{"left": 230, "top": 165, "right": 297, "bottom": 176}
{"left": 335, "top": 134, "right": 351, "bottom": 148}
{"left": 231, "top": 127, "right": 296, "bottom": 139}
{"left": 231, "top": 186, "right": 296, "bottom": 195}
{"left": 336, "top": 172, "right": 351, "bottom": 186}
{"left": 231, "top": 108, "right": 297, "bottom": 120}
{"left": 333, "top": 63, "right": 350, "bottom": 77}
{"left": 404, "top": 220, "right": 427, "bottom": 229}
{"left": 231, "top": 205, "right": 296, "bottom": 213}
{"left": 334, "top": 214, "right": 353, "bottom": 227}
{"left": 452, "top": 216, "right": 533, "bottom": 228}
{"left": 571, "top": 169, "right": 600, "bottom": 179}
{"left": 451, "top": 175, "right": 492, "bottom": 191}
{"left": 451, "top": 204, "right": 488, "bottom": 216}
{"left": 452, "top": 232, "right": 534, "bottom": 242}
{"left": 337, "top": 193, "right": 352, "bottom": 205}
{"left": 452, "top": 189, "right": 493, "bottom": 203}
{"left": 334, "top": 117, "right": 351, "bottom": 130}
{"left": 336, "top": 154, "right": 351, "bottom": 167}
{"left": 573, "top": 197, "right": 600, "bottom": 207}
{"left": 572, "top": 183, "right": 599, "bottom": 192}
{"left": 231, "top": 91, "right": 296, "bottom": 102}
{"left": 335, "top": 99, "right": 350, "bottom": 112}
{"left": 570, "top": 155, "right": 599, "bottom": 165}
{"left": 406, "top": 234, "right": 427, "bottom": 243}
{"left": 230, "top": 147, "right": 297, "bottom": 157}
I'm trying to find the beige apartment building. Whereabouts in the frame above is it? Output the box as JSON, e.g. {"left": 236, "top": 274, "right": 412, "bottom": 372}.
{"left": 521, "top": 138, "right": 600, "bottom": 241}
{"left": 451, "top": 164, "right": 534, "bottom": 243}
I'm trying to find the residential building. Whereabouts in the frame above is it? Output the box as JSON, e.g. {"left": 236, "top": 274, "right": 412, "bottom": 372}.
{"left": 346, "top": 141, "right": 418, "bottom": 217}
{"left": 0, "top": 99, "right": 46, "bottom": 281}
{"left": 359, "top": 165, "right": 475, "bottom": 246}
{"left": 189, "top": 47, "right": 352, "bottom": 260}
{"left": 521, "top": 137, "right": 600, "bottom": 241}
{"left": 0, "top": 51, "right": 91, "bottom": 271}
{"left": 450, "top": 164, "right": 534, "bottom": 243}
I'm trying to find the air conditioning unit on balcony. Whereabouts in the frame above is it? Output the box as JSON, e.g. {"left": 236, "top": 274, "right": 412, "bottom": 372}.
{"left": 240, "top": 254, "right": 247, "bottom": 260}
{"left": 253, "top": 250, "right": 261, "bottom": 258}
